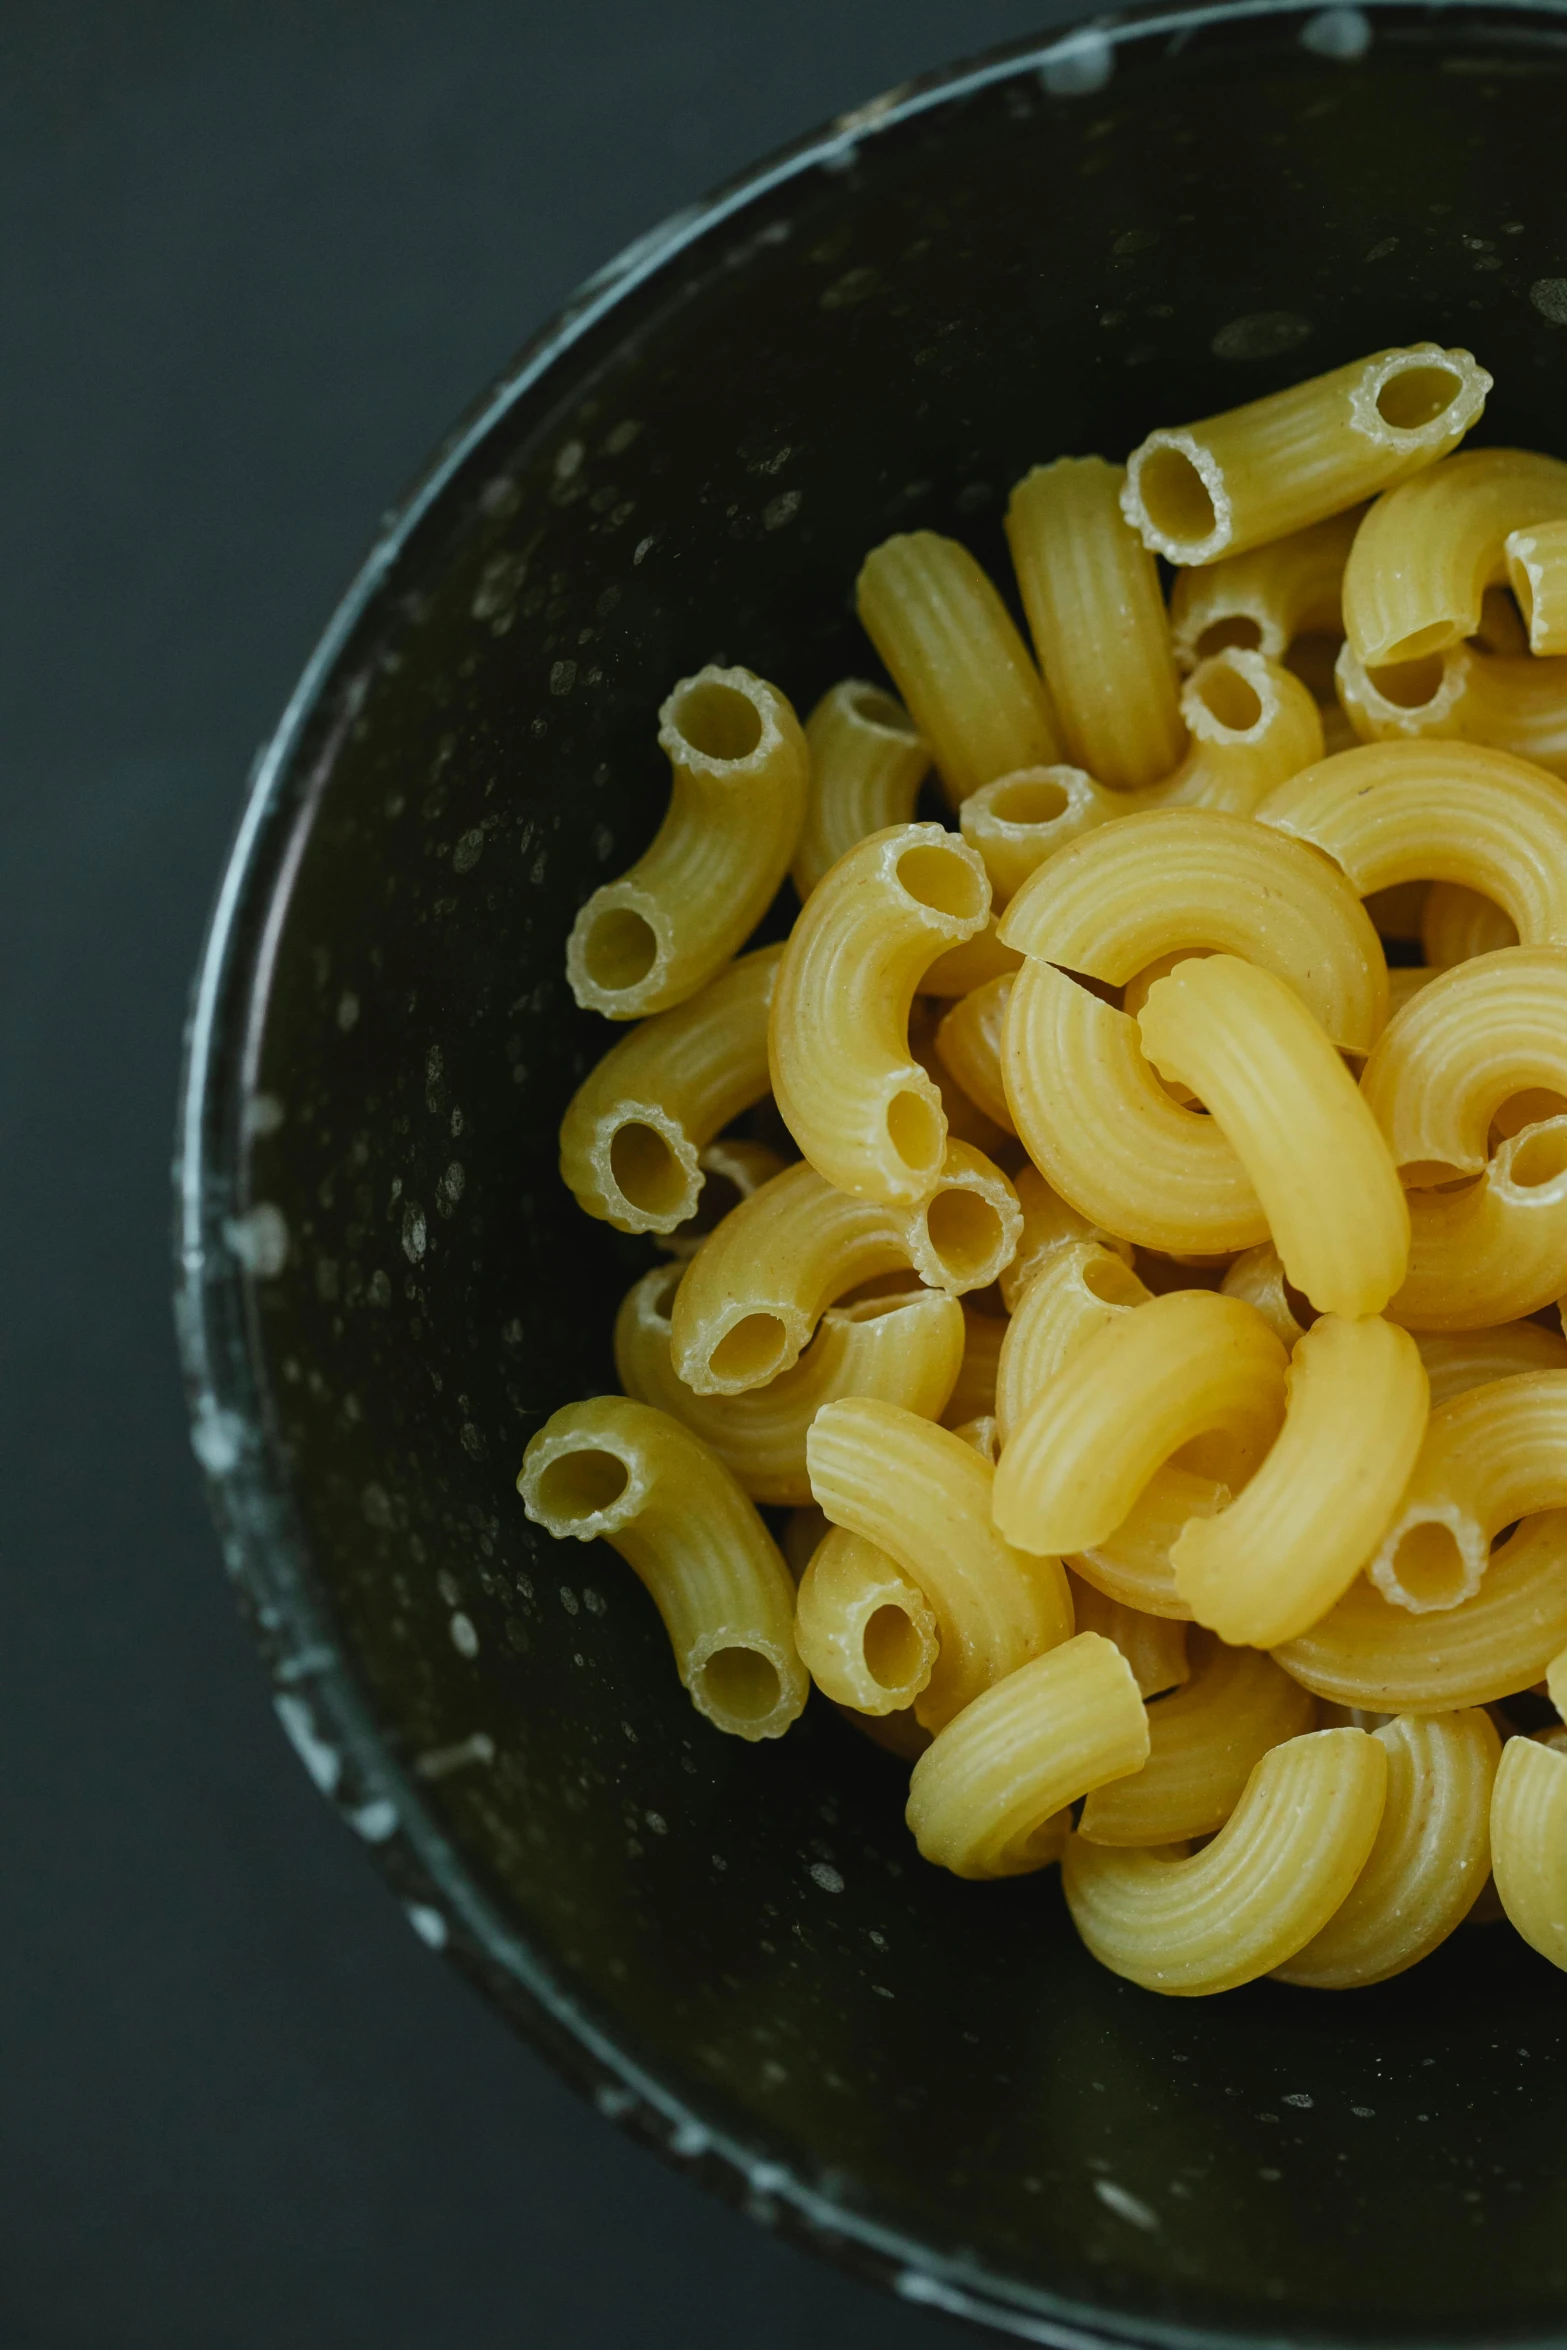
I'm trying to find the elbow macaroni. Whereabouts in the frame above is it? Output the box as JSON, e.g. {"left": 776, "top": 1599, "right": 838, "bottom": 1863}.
{"left": 792, "top": 679, "right": 930, "bottom": 900}
{"left": 1344, "top": 445, "right": 1567, "bottom": 668}
{"left": 1507, "top": 519, "right": 1567, "bottom": 657}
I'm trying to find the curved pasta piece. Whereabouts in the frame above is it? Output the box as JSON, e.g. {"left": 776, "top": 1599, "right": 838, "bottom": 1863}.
{"left": 1063, "top": 1729, "right": 1389, "bottom": 1994}
{"left": 1000, "top": 1159, "right": 1135, "bottom": 1311}
{"left": 908, "top": 997, "right": 1009, "bottom": 1158}
{"left": 943, "top": 1304, "right": 1007, "bottom": 1428}
{"left": 951, "top": 1413, "right": 999, "bottom": 1463}
{"left": 1006, "top": 456, "right": 1185, "bottom": 790}
{"left": 1259, "top": 739, "right": 1567, "bottom": 943}
{"left": 1275, "top": 1709, "right": 1500, "bottom": 1988}
{"left": 1077, "top": 1634, "right": 1317, "bottom": 1846}
{"left": 1066, "top": 1573, "right": 1190, "bottom": 1699}
{"left": 566, "top": 667, "right": 808, "bottom": 1018}
{"left": 1507, "top": 519, "right": 1567, "bottom": 657}
{"left": 1220, "top": 1243, "right": 1312, "bottom": 1351}
{"left": 794, "top": 1525, "right": 939, "bottom": 1716}
{"left": 1273, "top": 1509, "right": 1567, "bottom": 1710}
{"left": 1121, "top": 344, "right": 1488, "bottom": 566}
{"left": 1143, "top": 650, "right": 1324, "bottom": 820}
{"left": 518, "top": 1396, "right": 807, "bottom": 1739}
{"left": 856, "top": 531, "right": 1061, "bottom": 804}
{"left": 906, "top": 1631, "right": 1148, "bottom": 1878}
{"left": 1344, "top": 446, "right": 1567, "bottom": 667}
{"left": 1422, "top": 880, "right": 1518, "bottom": 969}
{"left": 1172, "top": 1316, "right": 1428, "bottom": 1647}
{"left": 657, "top": 1137, "right": 787, "bottom": 1260}
{"left": 669, "top": 1145, "right": 1021, "bottom": 1394}
{"left": 1004, "top": 961, "right": 1269, "bottom": 1256}
{"left": 1137, "top": 955, "right": 1410, "bottom": 1316}
{"left": 1360, "top": 945, "right": 1567, "bottom": 1181}
{"left": 1416, "top": 1320, "right": 1567, "bottom": 1407}
{"left": 559, "top": 947, "right": 781, "bottom": 1232}
{"left": 792, "top": 679, "right": 930, "bottom": 900}
{"left": 998, "top": 807, "right": 1386, "bottom": 1052}
{"left": 1489, "top": 1735, "right": 1567, "bottom": 1971}
{"left": 934, "top": 976, "right": 1014, "bottom": 1135}
{"left": 995, "top": 1240, "right": 1150, "bottom": 1442}
{"left": 918, "top": 922, "right": 1023, "bottom": 997}
{"left": 960, "top": 768, "right": 1112, "bottom": 906}
{"left": 615, "top": 1265, "right": 964, "bottom": 1506}
{"left": 993, "top": 1289, "right": 1287, "bottom": 1557}
{"left": 1068, "top": 1468, "right": 1227, "bottom": 1621}
{"left": 1368, "top": 1370, "right": 1567, "bottom": 1613}
{"left": 1388, "top": 1115, "right": 1567, "bottom": 1330}
{"left": 1334, "top": 637, "right": 1471, "bottom": 747}
{"left": 1169, "top": 507, "right": 1362, "bottom": 670}
{"left": 807, "top": 1397, "right": 1073, "bottom": 1731}
{"left": 770, "top": 822, "right": 990, "bottom": 1204}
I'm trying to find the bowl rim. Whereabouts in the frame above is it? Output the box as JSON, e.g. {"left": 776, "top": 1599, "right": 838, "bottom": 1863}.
{"left": 172, "top": 3, "right": 1567, "bottom": 2342}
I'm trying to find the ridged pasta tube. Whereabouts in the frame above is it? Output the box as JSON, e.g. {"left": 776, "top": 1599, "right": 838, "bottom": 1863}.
{"left": 807, "top": 1397, "right": 1073, "bottom": 1731}
{"left": 993, "top": 1289, "right": 1287, "bottom": 1558}
{"left": 1275, "top": 1709, "right": 1501, "bottom": 1987}
{"left": 1416, "top": 1320, "right": 1567, "bottom": 1407}
{"left": 1077, "top": 1634, "right": 1317, "bottom": 1847}
{"left": 943, "top": 1304, "right": 1007, "bottom": 1428}
{"left": 1360, "top": 945, "right": 1567, "bottom": 1182}
{"left": 1259, "top": 741, "right": 1567, "bottom": 940}
{"left": 1136, "top": 955, "right": 1410, "bottom": 1315}
{"left": 1368, "top": 1371, "right": 1567, "bottom": 1613}
{"left": 1172, "top": 1316, "right": 1429, "bottom": 1648}
{"left": 669, "top": 1146, "right": 1021, "bottom": 1394}
{"left": 855, "top": 532, "right": 1061, "bottom": 804}
{"left": 934, "top": 975, "right": 1014, "bottom": 1136}
{"left": 1507, "top": 520, "right": 1567, "bottom": 657}
{"left": 1069, "top": 1469, "right": 1227, "bottom": 1621}
{"left": 1389, "top": 1115, "right": 1567, "bottom": 1330}
{"left": 906, "top": 1632, "right": 1148, "bottom": 1878}
{"left": 794, "top": 1526, "right": 939, "bottom": 1716}
{"left": 1273, "top": 1510, "right": 1567, "bottom": 1710}
{"left": 770, "top": 822, "right": 991, "bottom": 1205}
{"left": 1490, "top": 1735, "right": 1567, "bottom": 1969}
{"left": 1000, "top": 1160, "right": 1134, "bottom": 1311}
{"left": 1422, "top": 882, "right": 1517, "bottom": 970}
{"left": 1121, "top": 345, "right": 1489, "bottom": 567}
{"left": 1169, "top": 507, "right": 1362, "bottom": 670}
{"left": 995, "top": 1241, "right": 1151, "bottom": 1443}
{"left": 615, "top": 1265, "right": 964, "bottom": 1506}
{"left": 1344, "top": 446, "right": 1567, "bottom": 667}
{"left": 792, "top": 679, "right": 930, "bottom": 900}
{"left": 1066, "top": 1574, "right": 1190, "bottom": 1699}
{"left": 998, "top": 807, "right": 1387, "bottom": 1052}
{"left": 1005, "top": 456, "right": 1185, "bottom": 790}
{"left": 1336, "top": 637, "right": 1567, "bottom": 778}
{"left": 1004, "top": 961, "right": 1269, "bottom": 1257}
{"left": 1133, "top": 651, "right": 1324, "bottom": 819}
{"left": 518, "top": 1397, "right": 808, "bottom": 1739}
{"left": 959, "top": 768, "right": 1111, "bottom": 905}
{"left": 566, "top": 667, "right": 808, "bottom": 1018}
{"left": 1220, "top": 1244, "right": 1311, "bottom": 1351}
{"left": 559, "top": 947, "right": 781, "bottom": 1232}
{"left": 1063, "top": 1728, "right": 1389, "bottom": 1994}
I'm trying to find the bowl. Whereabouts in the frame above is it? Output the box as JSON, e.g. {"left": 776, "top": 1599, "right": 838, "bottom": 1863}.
{"left": 175, "top": 6, "right": 1567, "bottom": 2342}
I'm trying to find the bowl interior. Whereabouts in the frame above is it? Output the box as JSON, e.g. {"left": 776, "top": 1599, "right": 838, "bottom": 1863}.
{"left": 194, "top": 9, "right": 1567, "bottom": 2343}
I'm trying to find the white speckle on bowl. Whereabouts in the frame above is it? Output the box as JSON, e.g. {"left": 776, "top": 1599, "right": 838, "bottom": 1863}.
{"left": 190, "top": 1398, "right": 246, "bottom": 1475}
{"left": 245, "top": 1092, "right": 285, "bottom": 1138}
{"left": 406, "top": 1902, "right": 448, "bottom": 1949}
{"left": 336, "top": 989, "right": 360, "bottom": 1031}
{"left": 1353, "top": 2104, "right": 1376, "bottom": 2117}
{"left": 633, "top": 535, "right": 657, "bottom": 565}
{"left": 1213, "top": 311, "right": 1313, "bottom": 360}
{"left": 645, "top": 1810, "right": 668, "bottom": 1835}
{"left": 453, "top": 828, "right": 484, "bottom": 874}
{"left": 595, "top": 2081, "right": 635, "bottom": 2119}
{"left": 553, "top": 439, "right": 585, "bottom": 482}
{"left": 350, "top": 1798, "right": 399, "bottom": 1842}
{"left": 275, "top": 1694, "right": 341, "bottom": 1796}
{"left": 224, "top": 1202, "right": 289, "bottom": 1277}
{"left": 669, "top": 2117, "right": 711, "bottom": 2158}
{"left": 763, "top": 489, "right": 802, "bottom": 530}
{"left": 809, "top": 1861, "right": 844, "bottom": 1894}
{"left": 1300, "top": 7, "right": 1372, "bottom": 59}
{"left": 1283, "top": 2091, "right": 1314, "bottom": 2109}
{"left": 416, "top": 1732, "right": 496, "bottom": 1780}
{"left": 1531, "top": 278, "right": 1567, "bottom": 326}
{"left": 1039, "top": 26, "right": 1115, "bottom": 97}
{"left": 1095, "top": 2180, "right": 1159, "bottom": 2231}
{"left": 401, "top": 1203, "right": 427, "bottom": 1262}
{"left": 550, "top": 658, "right": 578, "bottom": 695}
{"left": 449, "top": 1611, "right": 479, "bottom": 1658}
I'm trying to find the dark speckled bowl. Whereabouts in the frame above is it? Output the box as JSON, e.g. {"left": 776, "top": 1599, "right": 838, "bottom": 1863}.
{"left": 176, "top": 7, "right": 1567, "bottom": 2342}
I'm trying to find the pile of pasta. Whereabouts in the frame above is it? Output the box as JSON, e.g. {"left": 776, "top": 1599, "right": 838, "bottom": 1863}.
{"left": 520, "top": 341, "right": 1567, "bottom": 1997}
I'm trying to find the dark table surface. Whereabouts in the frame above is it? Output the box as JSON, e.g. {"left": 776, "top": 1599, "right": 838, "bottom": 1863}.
{"left": 0, "top": 5, "right": 1104, "bottom": 2345}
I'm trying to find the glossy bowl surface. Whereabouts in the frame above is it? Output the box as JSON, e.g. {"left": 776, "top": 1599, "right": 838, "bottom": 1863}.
{"left": 177, "top": 7, "right": 1567, "bottom": 2342}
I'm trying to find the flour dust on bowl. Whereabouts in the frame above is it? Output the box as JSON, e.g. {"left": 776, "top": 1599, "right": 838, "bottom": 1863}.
{"left": 176, "top": 6, "right": 1567, "bottom": 2343}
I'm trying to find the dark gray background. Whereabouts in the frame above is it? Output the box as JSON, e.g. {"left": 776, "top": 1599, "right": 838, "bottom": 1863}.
{"left": 0, "top": 5, "right": 1099, "bottom": 2346}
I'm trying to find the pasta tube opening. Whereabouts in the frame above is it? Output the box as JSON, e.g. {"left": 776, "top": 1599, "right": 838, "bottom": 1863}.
{"left": 693, "top": 1641, "right": 785, "bottom": 1728}
{"left": 531, "top": 1442, "right": 633, "bottom": 1527}
{"left": 579, "top": 905, "right": 659, "bottom": 995}
{"left": 667, "top": 672, "right": 765, "bottom": 761}
{"left": 1374, "top": 1511, "right": 1481, "bottom": 1613}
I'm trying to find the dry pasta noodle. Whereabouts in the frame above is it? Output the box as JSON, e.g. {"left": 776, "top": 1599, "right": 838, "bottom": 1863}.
{"left": 1065, "top": 1572, "right": 1190, "bottom": 1698}
{"left": 959, "top": 768, "right": 1110, "bottom": 904}
{"left": 1169, "top": 505, "right": 1362, "bottom": 671}
{"left": 1220, "top": 1242, "right": 1312, "bottom": 1351}
{"left": 519, "top": 1396, "right": 807, "bottom": 1738}
{"left": 1415, "top": 1319, "right": 1567, "bottom": 1407}
{"left": 1367, "top": 1371, "right": 1567, "bottom": 1613}
{"left": 1422, "top": 881, "right": 1518, "bottom": 970}
{"left": 934, "top": 975, "right": 1015, "bottom": 1136}
{"left": 1134, "top": 649, "right": 1323, "bottom": 818}
{"left": 1000, "top": 1160, "right": 1134, "bottom": 1311}
{"left": 1344, "top": 445, "right": 1567, "bottom": 667}
{"left": 1069, "top": 1467, "right": 1226, "bottom": 1621}
{"left": 792, "top": 679, "right": 930, "bottom": 899}
{"left": 1336, "top": 635, "right": 1567, "bottom": 777}
{"left": 1121, "top": 344, "right": 1489, "bottom": 567}
{"left": 994, "top": 1239, "right": 1150, "bottom": 1442}
{"left": 951, "top": 1413, "right": 999, "bottom": 1463}
{"left": 1506, "top": 518, "right": 1567, "bottom": 656}
{"left": 657, "top": 1137, "right": 787, "bottom": 1258}
{"left": 1388, "top": 1112, "right": 1567, "bottom": 1331}
{"left": 1360, "top": 945, "right": 1567, "bottom": 1184}
{"left": 908, "top": 997, "right": 1010, "bottom": 1157}
{"left": 1489, "top": 1735, "right": 1567, "bottom": 1969}
{"left": 916, "top": 920, "right": 1023, "bottom": 997}
{"left": 567, "top": 666, "right": 808, "bottom": 1017}
{"left": 943, "top": 1303, "right": 1007, "bottom": 1428}
{"left": 793, "top": 1524, "right": 940, "bottom": 1716}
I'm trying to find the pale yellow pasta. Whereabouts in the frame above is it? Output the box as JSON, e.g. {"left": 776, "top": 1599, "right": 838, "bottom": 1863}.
{"left": 1368, "top": 1370, "right": 1567, "bottom": 1612}
{"left": 1360, "top": 945, "right": 1567, "bottom": 1182}
{"left": 998, "top": 807, "right": 1387, "bottom": 1051}
{"left": 567, "top": 667, "right": 808, "bottom": 1018}
{"left": 1121, "top": 344, "right": 1489, "bottom": 567}
{"left": 1004, "top": 961, "right": 1269, "bottom": 1256}
{"left": 1063, "top": 1728, "right": 1389, "bottom": 1995}
{"left": 792, "top": 679, "right": 930, "bottom": 899}
{"left": 1337, "top": 637, "right": 1567, "bottom": 777}
{"left": 1365, "top": 879, "right": 1431, "bottom": 941}
{"left": 999, "top": 1160, "right": 1134, "bottom": 1312}
{"left": 807, "top": 1397, "right": 1073, "bottom": 1730}
{"left": 994, "top": 1289, "right": 1286, "bottom": 1557}
{"left": 1066, "top": 1573, "right": 1190, "bottom": 1698}
{"left": 1137, "top": 955, "right": 1410, "bottom": 1316}
{"left": 856, "top": 531, "right": 1061, "bottom": 803}
{"left": 1422, "top": 880, "right": 1519, "bottom": 970}
{"left": 1506, "top": 519, "right": 1567, "bottom": 656}
{"left": 1134, "top": 649, "right": 1325, "bottom": 819}
{"left": 1077, "top": 1634, "right": 1317, "bottom": 1846}
{"left": 908, "top": 997, "right": 1010, "bottom": 1157}
{"left": 1274, "top": 1709, "right": 1501, "bottom": 1987}
{"left": 782, "top": 1503, "right": 829, "bottom": 1580}
{"left": 1273, "top": 1510, "right": 1567, "bottom": 1710}
{"left": 943, "top": 1304, "right": 1008, "bottom": 1428}
{"left": 959, "top": 768, "right": 1111, "bottom": 905}
{"left": 1006, "top": 455, "right": 1185, "bottom": 789}
{"left": 1172, "top": 1315, "right": 1428, "bottom": 1648}
{"left": 1489, "top": 1735, "right": 1567, "bottom": 1970}
{"left": 1475, "top": 582, "right": 1533, "bottom": 657}
{"left": 794, "top": 1525, "right": 939, "bottom": 1716}
{"left": 1220, "top": 1243, "right": 1311, "bottom": 1351}
{"left": 559, "top": 946, "right": 782, "bottom": 1232}
{"left": 1259, "top": 739, "right": 1567, "bottom": 941}
{"left": 1388, "top": 1114, "right": 1567, "bottom": 1330}
{"left": 669, "top": 1145, "right": 1021, "bottom": 1394}
{"left": 934, "top": 975, "right": 1014, "bottom": 1137}
{"left": 906, "top": 1632, "right": 1148, "bottom": 1879}
{"left": 1169, "top": 506, "right": 1362, "bottom": 670}
{"left": 1387, "top": 965, "right": 1435, "bottom": 1016}
{"left": 917, "top": 922, "right": 1023, "bottom": 997}
{"left": 951, "top": 1414, "right": 999, "bottom": 1463}
{"left": 1344, "top": 446, "right": 1567, "bottom": 667}
{"left": 657, "top": 1137, "right": 787, "bottom": 1259}
{"left": 1549, "top": 1644, "right": 1567, "bottom": 1721}
{"left": 1334, "top": 638, "right": 1471, "bottom": 745}
{"left": 1416, "top": 1320, "right": 1567, "bottom": 1407}
{"left": 1069, "top": 1468, "right": 1227, "bottom": 1621}
{"left": 770, "top": 822, "right": 991, "bottom": 1204}
{"left": 995, "top": 1241, "right": 1150, "bottom": 1443}
{"left": 519, "top": 1396, "right": 807, "bottom": 1739}
{"left": 615, "top": 1265, "right": 964, "bottom": 1506}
